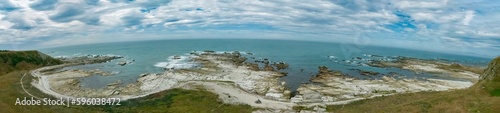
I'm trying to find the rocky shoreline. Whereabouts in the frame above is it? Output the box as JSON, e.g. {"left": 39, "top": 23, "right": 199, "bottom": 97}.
{"left": 30, "top": 52, "right": 484, "bottom": 112}
{"left": 31, "top": 51, "right": 291, "bottom": 103}
{"left": 366, "top": 56, "right": 483, "bottom": 82}
{"left": 291, "top": 66, "right": 474, "bottom": 104}
{"left": 289, "top": 55, "right": 483, "bottom": 105}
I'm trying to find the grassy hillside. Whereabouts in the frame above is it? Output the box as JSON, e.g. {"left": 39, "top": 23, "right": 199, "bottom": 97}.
{"left": 0, "top": 50, "right": 62, "bottom": 74}
{"left": 0, "top": 51, "right": 83, "bottom": 112}
{"left": 326, "top": 57, "right": 500, "bottom": 113}
{"left": 480, "top": 57, "right": 500, "bottom": 96}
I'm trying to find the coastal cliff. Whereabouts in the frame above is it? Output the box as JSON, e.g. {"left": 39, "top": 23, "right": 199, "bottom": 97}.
{"left": 0, "top": 50, "right": 62, "bottom": 74}
{"left": 480, "top": 57, "right": 500, "bottom": 96}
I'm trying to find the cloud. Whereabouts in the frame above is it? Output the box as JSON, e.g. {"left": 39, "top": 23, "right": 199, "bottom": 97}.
{"left": 392, "top": 0, "right": 449, "bottom": 9}
{"left": 139, "top": 0, "right": 172, "bottom": 8}
{"left": 30, "top": 0, "right": 58, "bottom": 11}
{"left": 462, "top": 10, "right": 475, "bottom": 25}
{"left": 49, "top": 4, "right": 85, "bottom": 23}
{"left": 121, "top": 11, "right": 144, "bottom": 27}
{"left": 79, "top": 15, "right": 101, "bottom": 25}
{"left": 0, "top": 0, "right": 19, "bottom": 11}
{"left": 0, "top": 0, "right": 499, "bottom": 57}
{"left": 3, "top": 13, "right": 35, "bottom": 30}
{"left": 84, "top": 0, "right": 100, "bottom": 5}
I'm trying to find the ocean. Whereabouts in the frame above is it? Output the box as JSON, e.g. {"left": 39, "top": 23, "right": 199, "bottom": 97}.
{"left": 40, "top": 39, "right": 492, "bottom": 91}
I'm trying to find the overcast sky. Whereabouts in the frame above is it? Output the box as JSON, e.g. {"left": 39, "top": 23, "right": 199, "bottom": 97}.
{"left": 0, "top": 0, "right": 499, "bottom": 58}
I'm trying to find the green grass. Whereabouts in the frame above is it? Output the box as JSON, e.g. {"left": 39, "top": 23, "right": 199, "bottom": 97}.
{"left": 326, "top": 88, "right": 500, "bottom": 113}
{"left": 490, "top": 89, "right": 500, "bottom": 96}
{"left": 1, "top": 70, "right": 256, "bottom": 113}
{"left": 0, "top": 50, "right": 62, "bottom": 75}
{"left": 0, "top": 71, "right": 91, "bottom": 113}
{"left": 481, "top": 57, "right": 500, "bottom": 97}
{"left": 92, "top": 88, "right": 255, "bottom": 113}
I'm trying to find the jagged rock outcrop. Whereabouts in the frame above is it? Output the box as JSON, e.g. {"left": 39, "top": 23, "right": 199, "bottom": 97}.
{"left": 310, "top": 66, "right": 344, "bottom": 82}
{"left": 272, "top": 62, "right": 289, "bottom": 70}
{"left": 480, "top": 57, "right": 500, "bottom": 96}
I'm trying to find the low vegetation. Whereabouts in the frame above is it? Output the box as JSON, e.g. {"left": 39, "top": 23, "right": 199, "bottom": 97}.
{"left": 96, "top": 88, "right": 254, "bottom": 113}
{"left": 327, "top": 57, "right": 500, "bottom": 112}
{"left": 0, "top": 50, "right": 62, "bottom": 75}
{"left": 479, "top": 57, "right": 500, "bottom": 96}
{"left": 0, "top": 71, "right": 90, "bottom": 113}
{"left": 326, "top": 88, "right": 500, "bottom": 113}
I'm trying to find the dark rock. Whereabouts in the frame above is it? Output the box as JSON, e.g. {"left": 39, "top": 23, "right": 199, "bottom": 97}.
{"left": 111, "top": 90, "right": 120, "bottom": 95}
{"left": 263, "top": 65, "right": 275, "bottom": 71}
{"left": 203, "top": 50, "right": 215, "bottom": 53}
{"left": 449, "top": 63, "right": 464, "bottom": 69}
{"left": 231, "top": 57, "right": 247, "bottom": 66}
{"left": 232, "top": 51, "right": 241, "bottom": 57}
{"left": 273, "top": 62, "right": 289, "bottom": 70}
{"left": 359, "top": 70, "right": 380, "bottom": 76}
{"left": 173, "top": 55, "right": 181, "bottom": 59}
{"left": 118, "top": 62, "right": 127, "bottom": 66}
{"left": 140, "top": 73, "right": 149, "bottom": 77}
{"left": 350, "top": 69, "right": 380, "bottom": 76}
{"left": 255, "top": 99, "right": 262, "bottom": 104}
{"left": 263, "top": 60, "right": 270, "bottom": 65}
{"left": 311, "top": 66, "right": 344, "bottom": 82}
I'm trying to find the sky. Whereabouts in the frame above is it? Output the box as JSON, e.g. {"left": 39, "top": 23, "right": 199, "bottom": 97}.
{"left": 0, "top": 0, "right": 499, "bottom": 58}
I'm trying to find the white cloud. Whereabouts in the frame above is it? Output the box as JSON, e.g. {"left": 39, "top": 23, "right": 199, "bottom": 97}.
{"left": 475, "top": 31, "right": 500, "bottom": 37}
{"left": 0, "top": 0, "right": 498, "bottom": 57}
{"left": 462, "top": 10, "right": 475, "bottom": 26}
{"left": 392, "top": 0, "right": 449, "bottom": 9}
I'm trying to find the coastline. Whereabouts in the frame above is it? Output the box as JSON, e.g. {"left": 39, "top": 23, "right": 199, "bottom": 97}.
{"left": 29, "top": 51, "right": 484, "bottom": 111}
{"left": 30, "top": 51, "right": 292, "bottom": 109}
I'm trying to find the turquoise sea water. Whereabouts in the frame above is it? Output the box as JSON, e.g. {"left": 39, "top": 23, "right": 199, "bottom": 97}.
{"left": 40, "top": 39, "right": 492, "bottom": 91}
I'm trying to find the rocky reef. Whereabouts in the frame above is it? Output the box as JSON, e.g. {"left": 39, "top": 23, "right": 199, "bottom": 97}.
{"left": 33, "top": 51, "right": 291, "bottom": 102}
{"left": 310, "top": 66, "right": 345, "bottom": 82}
{"left": 31, "top": 52, "right": 490, "bottom": 111}
{"left": 57, "top": 54, "right": 123, "bottom": 64}
{"left": 367, "top": 56, "right": 483, "bottom": 82}
{"left": 292, "top": 64, "right": 477, "bottom": 104}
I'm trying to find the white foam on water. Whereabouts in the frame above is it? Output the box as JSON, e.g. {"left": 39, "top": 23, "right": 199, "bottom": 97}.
{"left": 190, "top": 50, "right": 249, "bottom": 55}
{"left": 155, "top": 51, "right": 252, "bottom": 69}
{"left": 154, "top": 55, "right": 198, "bottom": 69}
